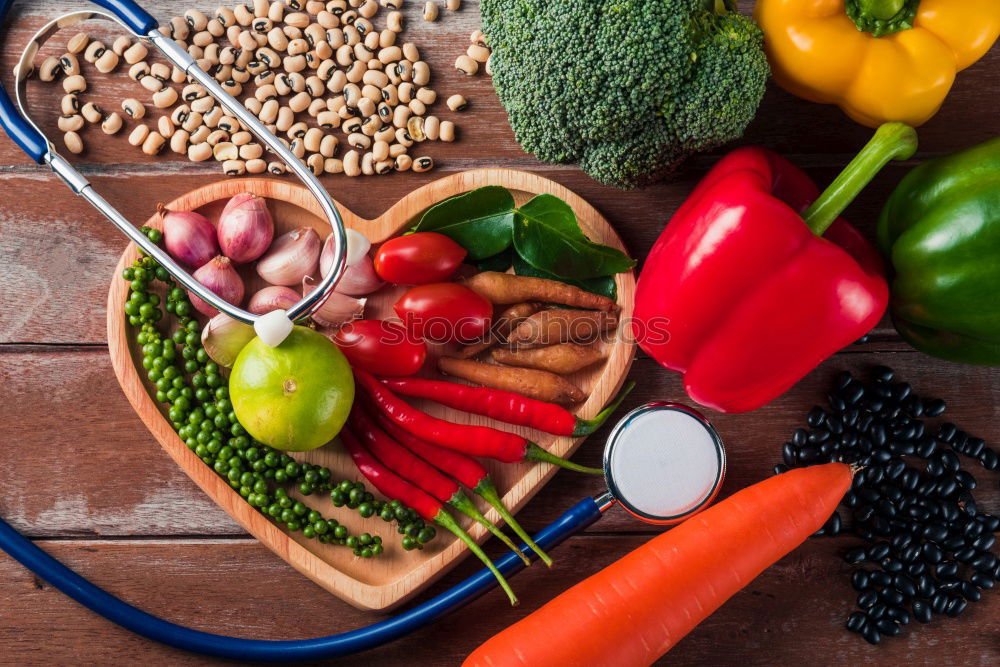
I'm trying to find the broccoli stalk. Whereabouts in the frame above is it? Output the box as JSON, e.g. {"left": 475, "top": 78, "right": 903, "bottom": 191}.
{"left": 481, "top": 0, "right": 769, "bottom": 189}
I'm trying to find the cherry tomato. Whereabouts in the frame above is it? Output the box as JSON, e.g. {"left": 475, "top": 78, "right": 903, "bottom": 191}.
{"left": 374, "top": 232, "right": 468, "bottom": 285}
{"left": 331, "top": 319, "right": 427, "bottom": 376}
{"left": 394, "top": 283, "right": 492, "bottom": 343}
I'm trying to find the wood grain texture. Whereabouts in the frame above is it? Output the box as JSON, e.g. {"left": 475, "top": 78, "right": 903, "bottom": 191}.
{"left": 105, "top": 170, "right": 635, "bottom": 610}
{"left": 0, "top": 0, "right": 998, "bottom": 663}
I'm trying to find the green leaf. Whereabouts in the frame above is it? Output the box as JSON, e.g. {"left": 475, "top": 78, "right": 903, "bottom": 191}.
{"left": 412, "top": 185, "right": 515, "bottom": 260}
{"left": 513, "top": 194, "right": 636, "bottom": 280}
{"left": 476, "top": 248, "right": 514, "bottom": 273}
{"left": 513, "top": 254, "right": 617, "bottom": 301}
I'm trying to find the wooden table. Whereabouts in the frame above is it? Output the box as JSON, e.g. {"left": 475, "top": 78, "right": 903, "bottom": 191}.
{"left": 1, "top": 1, "right": 997, "bottom": 664}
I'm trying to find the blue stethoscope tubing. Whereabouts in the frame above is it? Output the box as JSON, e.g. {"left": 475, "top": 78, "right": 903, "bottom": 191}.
{"left": 0, "top": 0, "right": 605, "bottom": 660}
{"left": 0, "top": 500, "right": 602, "bottom": 661}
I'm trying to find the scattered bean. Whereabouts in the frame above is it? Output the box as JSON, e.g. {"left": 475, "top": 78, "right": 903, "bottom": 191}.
{"left": 63, "top": 130, "right": 84, "bottom": 154}
{"left": 57, "top": 114, "right": 84, "bottom": 133}
{"left": 62, "top": 74, "right": 86, "bottom": 94}
{"left": 439, "top": 120, "right": 455, "bottom": 142}
{"left": 128, "top": 124, "right": 149, "bottom": 147}
{"left": 102, "top": 112, "right": 124, "bottom": 135}
{"left": 412, "top": 155, "right": 433, "bottom": 172}
{"left": 455, "top": 55, "right": 478, "bottom": 75}
{"left": 39, "top": 57, "right": 63, "bottom": 82}
{"left": 67, "top": 33, "right": 90, "bottom": 54}
{"left": 423, "top": 2, "right": 438, "bottom": 21}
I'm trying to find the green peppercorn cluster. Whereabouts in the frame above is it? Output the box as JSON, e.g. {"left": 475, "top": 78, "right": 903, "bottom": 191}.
{"left": 122, "top": 234, "right": 435, "bottom": 556}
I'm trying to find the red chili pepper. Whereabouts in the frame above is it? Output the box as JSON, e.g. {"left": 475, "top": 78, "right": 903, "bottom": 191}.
{"left": 340, "top": 428, "right": 519, "bottom": 605}
{"left": 381, "top": 377, "right": 636, "bottom": 437}
{"left": 376, "top": 412, "right": 553, "bottom": 567}
{"left": 348, "top": 403, "right": 530, "bottom": 565}
{"left": 354, "top": 369, "right": 602, "bottom": 474}
{"left": 633, "top": 123, "right": 916, "bottom": 413}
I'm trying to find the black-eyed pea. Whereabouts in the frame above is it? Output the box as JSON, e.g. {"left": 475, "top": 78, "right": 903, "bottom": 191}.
{"left": 140, "top": 75, "right": 164, "bottom": 93}
{"left": 150, "top": 63, "right": 171, "bottom": 81}
{"left": 221, "top": 79, "right": 242, "bottom": 96}
{"left": 381, "top": 84, "right": 399, "bottom": 105}
{"left": 375, "top": 125, "right": 396, "bottom": 144}
{"left": 320, "top": 134, "right": 340, "bottom": 157}
{"left": 446, "top": 94, "right": 468, "bottom": 112}
{"left": 183, "top": 8, "right": 209, "bottom": 32}
{"left": 406, "top": 116, "right": 425, "bottom": 142}
{"left": 470, "top": 30, "right": 487, "bottom": 46}
{"left": 170, "top": 104, "right": 189, "bottom": 125}
{"left": 354, "top": 43, "right": 374, "bottom": 63}
{"left": 303, "top": 128, "right": 323, "bottom": 154}
{"left": 283, "top": 54, "right": 307, "bottom": 73}
{"left": 395, "top": 153, "right": 412, "bottom": 171}
{"left": 287, "top": 38, "right": 309, "bottom": 56}
{"left": 363, "top": 69, "right": 389, "bottom": 88}
{"left": 234, "top": 3, "right": 253, "bottom": 25}
{"left": 61, "top": 94, "right": 80, "bottom": 116}
{"left": 467, "top": 44, "right": 490, "bottom": 63}
{"left": 259, "top": 99, "right": 280, "bottom": 124}
{"left": 215, "top": 115, "right": 239, "bottom": 134}
{"left": 83, "top": 40, "right": 106, "bottom": 64}
{"left": 207, "top": 129, "right": 230, "bottom": 147}
{"left": 153, "top": 87, "right": 179, "bottom": 109}
{"left": 254, "top": 69, "right": 276, "bottom": 86}
{"left": 378, "top": 46, "right": 402, "bottom": 64}
{"left": 95, "top": 50, "right": 120, "bottom": 73}
{"left": 282, "top": 23, "right": 303, "bottom": 40}
{"left": 268, "top": 160, "right": 287, "bottom": 175}
{"left": 423, "top": 114, "right": 440, "bottom": 140}
{"left": 39, "top": 57, "right": 63, "bottom": 82}
{"left": 169, "top": 16, "right": 190, "bottom": 40}
{"left": 227, "top": 24, "right": 243, "bottom": 46}
{"left": 256, "top": 47, "right": 280, "bottom": 68}
{"left": 289, "top": 138, "right": 306, "bottom": 158}
{"left": 189, "top": 45, "right": 206, "bottom": 60}
{"left": 318, "top": 11, "right": 339, "bottom": 29}
{"left": 308, "top": 98, "right": 327, "bottom": 117}
{"left": 372, "top": 140, "right": 390, "bottom": 162}
{"left": 343, "top": 116, "right": 363, "bottom": 134}
{"left": 255, "top": 84, "right": 279, "bottom": 103}
{"left": 286, "top": 91, "right": 310, "bottom": 112}
{"left": 81, "top": 102, "right": 104, "bottom": 124}
{"left": 305, "top": 75, "right": 325, "bottom": 96}
{"left": 376, "top": 102, "right": 392, "bottom": 123}
{"left": 223, "top": 159, "right": 247, "bottom": 176}
{"left": 316, "top": 111, "right": 339, "bottom": 130}
{"left": 395, "top": 126, "right": 413, "bottom": 147}
{"left": 63, "top": 131, "right": 84, "bottom": 154}
{"left": 171, "top": 65, "right": 187, "bottom": 83}
{"left": 232, "top": 131, "right": 253, "bottom": 146}
{"left": 329, "top": 96, "right": 348, "bottom": 116}
{"left": 59, "top": 53, "right": 81, "bottom": 76}
{"left": 58, "top": 114, "right": 84, "bottom": 133}
{"left": 188, "top": 141, "right": 213, "bottom": 162}
{"left": 412, "top": 155, "right": 433, "bottom": 172}
{"left": 346, "top": 61, "right": 366, "bottom": 83}
{"left": 191, "top": 125, "right": 212, "bottom": 145}
{"left": 276, "top": 107, "right": 296, "bottom": 132}
{"left": 203, "top": 106, "right": 225, "bottom": 128}
{"left": 348, "top": 132, "right": 372, "bottom": 150}
{"left": 416, "top": 87, "right": 436, "bottom": 105}
{"left": 213, "top": 142, "right": 239, "bottom": 161}
{"left": 423, "top": 2, "right": 438, "bottom": 22}
{"left": 341, "top": 9, "right": 359, "bottom": 26}
{"left": 240, "top": 143, "right": 264, "bottom": 160}
{"left": 306, "top": 152, "right": 324, "bottom": 175}
{"left": 343, "top": 149, "right": 361, "bottom": 176}
{"left": 128, "top": 62, "right": 150, "bottom": 81}
{"left": 393, "top": 104, "right": 411, "bottom": 129}
{"left": 158, "top": 116, "right": 175, "bottom": 138}
{"left": 361, "top": 151, "right": 375, "bottom": 175}
{"left": 191, "top": 95, "right": 216, "bottom": 114}
{"left": 357, "top": 97, "right": 376, "bottom": 117}
{"left": 207, "top": 17, "right": 226, "bottom": 37}
{"left": 358, "top": 0, "right": 378, "bottom": 17}
{"left": 388, "top": 142, "right": 407, "bottom": 158}
{"left": 287, "top": 121, "right": 309, "bottom": 140}
{"left": 216, "top": 6, "right": 236, "bottom": 27}
{"left": 387, "top": 10, "right": 403, "bottom": 32}
{"left": 395, "top": 60, "right": 413, "bottom": 82}
{"left": 361, "top": 115, "right": 382, "bottom": 136}
{"left": 170, "top": 129, "right": 190, "bottom": 154}
{"left": 246, "top": 158, "right": 267, "bottom": 174}
{"left": 305, "top": 23, "right": 327, "bottom": 48}
{"left": 67, "top": 33, "right": 89, "bottom": 54}
{"left": 446, "top": 0, "right": 461, "bottom": 9}
{"left": 238, "top": 30, "right": 259, "bottom": 51}
{"left": 455, "top": 55, "right": 478, "bottom": 76}
{"left": 378, "top": 29, "right": 396, "bottom": 49}
{"left": 63, "top": 75, "right": 86, "bottom": 95}
{"left": 439, "top": 120, "right": 455, "bottom": 142}
{"left": 251, "top": 17, "right": 273, "bottom": 34}
{"left": 182, "top": 83, "right": 207, "bottom": 102}
{"left": 182, "top": 111, "right": 204, "bottom": 133}
{"left": 409, "top": 99, "right": 427, "bottom": 116}
{"left": 398, "top": 81, "right": 414, "bottom": 103}
{"left": 110, "top": 36, "right": 130, "bottom": 57}
{"left": 324, "top": 157, "right": 343, "bottom": 174}
{"left": 231, "top": 66, "right": 251, "bottom": 83}
{"left": 142, "top": 131, "right": 166, "bottom": 155}
{"left": 375, "top": 159, "right": 393, "bottom": 175}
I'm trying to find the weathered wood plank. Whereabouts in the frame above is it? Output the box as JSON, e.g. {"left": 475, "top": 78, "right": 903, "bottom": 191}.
{"left": 1, "top": 348, "right": 996, "bottom": 538}
{"left": 0, "top": 537, "right": 995, "bottom": 665}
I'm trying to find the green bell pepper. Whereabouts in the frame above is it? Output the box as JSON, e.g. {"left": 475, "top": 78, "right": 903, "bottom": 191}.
{"left": 878, "top": 138, "right": 1000, "bottom": 365}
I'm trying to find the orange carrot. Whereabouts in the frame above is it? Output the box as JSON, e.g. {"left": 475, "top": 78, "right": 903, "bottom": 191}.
{"left": 463, "top": 463, "right": 852, "bottom": 667}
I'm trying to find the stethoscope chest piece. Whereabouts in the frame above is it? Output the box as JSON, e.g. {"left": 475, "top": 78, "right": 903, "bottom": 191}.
{"left": 602, "top": 402, "right": 727, "bottom": 525}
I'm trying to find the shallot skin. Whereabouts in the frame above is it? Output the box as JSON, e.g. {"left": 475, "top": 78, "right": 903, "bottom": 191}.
{"left": 218, "top": 193, "right": 274, "bottom": 264}
{"left": 162, "top": 207, "right": 218, "bottom": 268}
{"left": 188, "top": 255, "right": 245, "bottom": 317}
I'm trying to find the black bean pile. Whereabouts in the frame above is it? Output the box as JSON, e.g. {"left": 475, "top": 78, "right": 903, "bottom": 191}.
{"left": 775, "top": 366, "right": 999, "bottom": 646}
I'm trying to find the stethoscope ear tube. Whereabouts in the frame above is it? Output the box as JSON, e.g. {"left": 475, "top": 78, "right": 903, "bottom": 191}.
{"left": 0, "top": 499, "right": 603, "bottom": 661}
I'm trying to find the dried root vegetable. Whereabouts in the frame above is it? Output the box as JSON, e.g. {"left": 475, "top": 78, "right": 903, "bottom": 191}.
{"left": 492, "top": 342, "right": 606, "bottom": 374}
{"left": 464, "top": 272, "right": 617, "bottom": 311}
{"left": 454, "top": 302, "right": 540, "bottom": 359}
{"left": 438, "top": 357, "right": 586, "bottom": 405}
{"left": 507, "top": 309, "right": 619, "bottom": 348}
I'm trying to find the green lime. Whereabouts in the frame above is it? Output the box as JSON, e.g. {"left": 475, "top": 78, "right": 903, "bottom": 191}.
{"left": 230, "top": 326, "right": 353, "bottom": 452}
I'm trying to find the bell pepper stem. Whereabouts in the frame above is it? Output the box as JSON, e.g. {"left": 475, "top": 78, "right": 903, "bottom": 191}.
{"left": 525, "top": 442, "right": 603, "bottom": 475}
{"left": 857, "top": 0, "right": 905, "bottom": 20}
{"left": 450, "top": 491, "right": 531, "bottom": 566}
{"left": 573, "top": 380, "right": 636, "bottom": 437}
{"left": 475, "top": 478, "right": 554, "bottom": 567}
{"left": 803, "top": 122, "right": 917, "bottom": 237}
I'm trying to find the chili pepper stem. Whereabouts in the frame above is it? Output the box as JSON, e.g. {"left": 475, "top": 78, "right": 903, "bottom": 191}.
{"left": 435, "top": 508, "right": 519, "bottom": 606}
{"left": 475, "top": 478, "right": 554, "bottom": 567}
{"left": 450, "top": 491, "right": 531, "bottom": 566}
{"left": 524, "top": 442, "right": 603, "bottom": 475}
{"left": 802, "top": 122, "right": 918, "bottom": 237}
{"left": 572, "top": 380, "right": 636, "bottom": 437}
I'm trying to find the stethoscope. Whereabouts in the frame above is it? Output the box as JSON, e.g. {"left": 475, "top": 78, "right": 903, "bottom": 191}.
{"left": 0, "top": 2, "right": 728, "bottom": 661}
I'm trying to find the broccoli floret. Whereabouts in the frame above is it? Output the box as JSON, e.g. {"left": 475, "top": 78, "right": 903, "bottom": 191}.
{"left": 481, "top": 0, "right": 769, "bottom": 189}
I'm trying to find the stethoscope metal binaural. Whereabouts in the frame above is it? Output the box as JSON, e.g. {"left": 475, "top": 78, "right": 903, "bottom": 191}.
{"left": 0, "top": 1, "right": 727, "bottom": 661}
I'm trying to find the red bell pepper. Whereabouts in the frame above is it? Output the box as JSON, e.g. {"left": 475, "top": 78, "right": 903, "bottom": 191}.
{"left": 633, "top": 123, "right": 917, "bottom": 413}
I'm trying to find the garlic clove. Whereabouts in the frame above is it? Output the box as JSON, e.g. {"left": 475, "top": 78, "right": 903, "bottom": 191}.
{"left": 201, "top": 313, "right": 256, "bottom": 367}
{"left": 320, "top": 229, "right": 372, "bottom": 277}
{"left": 255, "top": 226, "right": 321, "bottom": 286}
{"left": 302, "top": 274, "right": 366, "bottom": 327}
{"left": 333, "top": 254, "right": 384, "bottom": 296}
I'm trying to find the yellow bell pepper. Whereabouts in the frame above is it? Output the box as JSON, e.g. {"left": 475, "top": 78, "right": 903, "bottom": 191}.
{"left": 754, "top": 0, "right": 1000, "bottom": 127}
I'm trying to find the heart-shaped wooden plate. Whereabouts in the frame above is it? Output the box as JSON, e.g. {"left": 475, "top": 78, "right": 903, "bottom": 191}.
{"left": 107, "top": 168, "right": 635, "bottom": 611}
